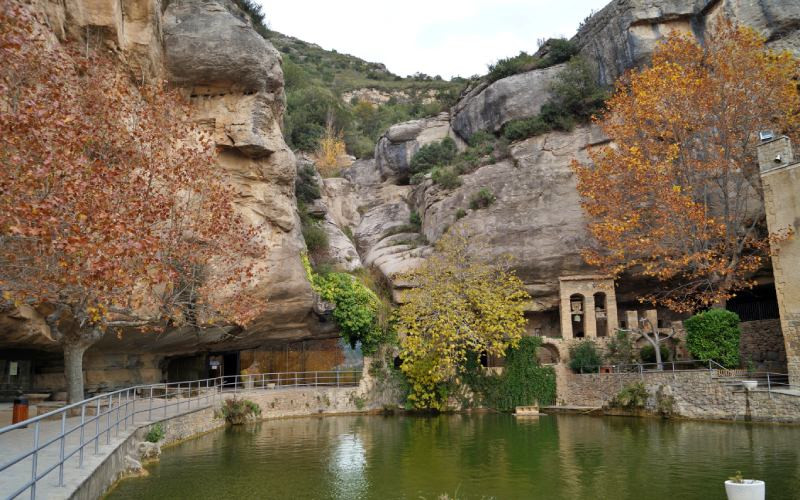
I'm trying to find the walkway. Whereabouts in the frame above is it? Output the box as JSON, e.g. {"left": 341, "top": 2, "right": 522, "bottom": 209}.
{"left": 0, "top": 394, "right": 213, "bottom": 500}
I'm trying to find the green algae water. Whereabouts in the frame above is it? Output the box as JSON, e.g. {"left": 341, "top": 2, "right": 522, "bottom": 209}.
{"left": 108, "top": 414, "right": 800, "bottom": 499}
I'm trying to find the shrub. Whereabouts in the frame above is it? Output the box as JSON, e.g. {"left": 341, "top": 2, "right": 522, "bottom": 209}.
{"left": 455, "top": 208, "right": 467, "bottom": 220}
{"left": 605, "top": 330, "right": 636, "bottom": 365}
{"left": 409, "top": 172, "right": 427, "bottom": 185}
{"left": 302, "top": 255, "right": 387, "bottom": 355}
{"left": 301, "top": 218, "right": 328, "bottom": 252}
{"left": 502, "top": 116, "right": 550, "bottom": 141}
{"left": 569, "top": 340, "right": 601, "bottom": 373}
{"left": 230, "top": 0, "right": 269, "bottom": 38}
{"left": 295, "top": 164, "right": 320, "bottom": 204}
{"left": 540, "top": 38, "right": 579, "bottom": 67}
{"left": 487, "top": 52, "right": 540, "bottom": 83}
{"left": 409, "top": 211, "right": 421, "bottom": 228}
{"left": 409, "top": 137, "right": 457, "bottom": 174}
{"left": 217, "top": 398, "right": 262, "bottom": 425}
{"left": 612, "top": 382, "right": 648, "bottom": 409}
{"left": 685, "top": 309, "right": 741, "bottom": 368}
{"left": 145, "top": 423, "right": 165, "bottom": 443}
{"left": 640, "top": 344, "right": 671, "bottom": 363}
{"left": 542, "top": 56, "right": 608, "bottom": 127}
{"left": 431, "top": 166, "right": 462, "bottom": 189}
{"left": 469, "top": 188, "right": 496, "bottom": 209}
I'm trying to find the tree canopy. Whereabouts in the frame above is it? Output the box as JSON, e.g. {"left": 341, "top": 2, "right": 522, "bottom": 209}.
{"left": 0, "top": 4, "right": 266, "bottom": 401}
{"left": 573, "top": 21, "right": 800, "bottom": 312}
{"left": 393, "top": 230, "right": 528, "bottom": 409}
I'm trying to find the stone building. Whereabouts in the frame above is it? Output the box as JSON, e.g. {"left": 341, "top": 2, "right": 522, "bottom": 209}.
{"left": 757, "top": 136, "right": 800, "bottom": 384}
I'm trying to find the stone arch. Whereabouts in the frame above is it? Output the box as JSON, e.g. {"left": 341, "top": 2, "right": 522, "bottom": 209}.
{"left": 537, "top": 343, "right": 560, "bottom": 365}
{"left": 570, "top": 294, "right": 585, "bottom": 338}
{"left": 594, "top": 292, "right": 608, "bottom": 337}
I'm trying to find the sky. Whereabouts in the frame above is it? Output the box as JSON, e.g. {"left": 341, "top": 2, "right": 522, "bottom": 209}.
{"left": 260, "top": 1, "right": 611, "bottom": 79}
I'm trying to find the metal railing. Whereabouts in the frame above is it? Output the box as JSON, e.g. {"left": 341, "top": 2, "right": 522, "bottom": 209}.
{"left": 0, "top": 370, "right": 361, "bottom": 500}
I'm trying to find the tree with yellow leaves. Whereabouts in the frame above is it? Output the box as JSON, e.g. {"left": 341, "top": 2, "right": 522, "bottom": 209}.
{"left": 314, "top": 112, "right": 347, "bottom": 176}
{"left": 393, "top": 230, "right": 529, "bottom": 409}
{"left": 573, "top": 21, "right": 800, "bottom": 312}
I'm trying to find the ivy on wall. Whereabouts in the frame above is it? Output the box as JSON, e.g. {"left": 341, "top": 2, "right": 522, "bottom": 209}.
{"left": 462, "top": 336, "right": 557, "bottom": 411}
{"left": 302, "top": 254, "right": 387, "bottom": 355}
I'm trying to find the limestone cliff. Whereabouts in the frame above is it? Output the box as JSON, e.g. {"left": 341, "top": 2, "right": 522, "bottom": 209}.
{"left": 319, "top": 0, "right": 800, "bottom": 316}
{"left": 1, "top": 0, "right": 329, "bottom": 357}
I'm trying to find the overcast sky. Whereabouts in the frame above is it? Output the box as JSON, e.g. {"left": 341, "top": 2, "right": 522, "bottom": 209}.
{"left": 261, "top": 1, "right": 611, "bottom": 79}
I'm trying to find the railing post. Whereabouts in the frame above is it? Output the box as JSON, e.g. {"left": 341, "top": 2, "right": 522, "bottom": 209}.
{"left": 149, "top": 386, "right": 154, "bottom": 421}
{"left": 58, "top": 411, "right": 66, "bottom": 486}
{"left": 164, "top": 383, "right": 168, "bottom": 418}
{"left": 95, "top": 399, "right": 100, "bottom": 455}
{"left": 315, "top": 372, "right": 318, "bottom": 387}
{"left": 116, "top": 392, "right": 122, "bottom": 436}
{"left": 767, "top": 372, "right": 772, "bottom": 399}
{"left": 131, "top": 388, "right": 136, "bottom": 425}
{"left": 336, "top": 371, "right": 340, "bottom": 388}
{"left": 123, "top": 390, "right": 129, "bottom": 430}
{"left": 79, "top": 404, "right": 86, "bottom": 467}
{"left": 106, "top": 394, "right": 112, "bottom": 445}
{"left": 31, "top": 420, "right": 40, "bottom": 500}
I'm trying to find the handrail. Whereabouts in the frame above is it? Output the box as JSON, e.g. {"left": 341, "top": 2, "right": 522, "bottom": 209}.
{"left": 0, "top": 369, "right": 362, "bottom": 500}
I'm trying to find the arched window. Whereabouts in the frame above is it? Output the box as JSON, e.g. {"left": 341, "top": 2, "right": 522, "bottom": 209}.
{"left": 570, "top": 294, "right": 585, "bottom": 338}
{"left": 594, "top": 292, "right": 608, "bottom": 337}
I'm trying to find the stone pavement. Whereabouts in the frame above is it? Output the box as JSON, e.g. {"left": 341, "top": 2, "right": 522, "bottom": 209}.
{"left": 0, "top": 393, "right": 216, "bottom": 500}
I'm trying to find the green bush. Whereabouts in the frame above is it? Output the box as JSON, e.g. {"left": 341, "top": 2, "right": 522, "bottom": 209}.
{"left": 230, "top": 0, "right": 269, "bottom": 38}
{"left": 685, "top": 309, "right": 741, "bottom": 368}
{"left": 640, "top": 344, "right": 671, "bottom": 364}
{"left": 469, "top": 188, "right": 496, "bottom": 210}
{"left": 612, "top": 382, "right": 648, "bottom": 409}
{"left": 463, "top": 337, "right": 556, "bottom": 411}
{"left": 295, "top": 164, "right": 320, "bottom": 204}
{"left": 409, "top": 211, "right": 421, "bottom": 228}
{"left": 145, "top": 423, "right": 165, "bottom": 443}
{"left": 301, "top": 216, "right": 328, "bottom": 253}
{"left": 502, "top": 116, "right": 550, "bottom": 141}
{"left": 455, "top": 208, "right": 467, "bottom": 220}
{"left": 303, "top": 255, "right": 387, "bottom": 355}
{"left": 605, "top": 330, "right": 636, "bottom": 365}
{"left": 540, "top": 38, "right": 579, "bottom": 67}
{"left": 542, "top": 56, "right": 608, "bottom": 127}
{"left": 569, "top": 340, "right": 602, "bottom": 373}
{"left": 409, "top": 138, "right": 457, "bottom": 174}
{"left": 431, "top": 166, "right": 462, "bottom": 189}
{"left": 410, "top": 172, "right": 427, "bottom": 185}
{"left": 217, "top": 398, "right": 261, "bottom": 425}
{"left": 487, "top": 52, "right": 540, "bottom": 84}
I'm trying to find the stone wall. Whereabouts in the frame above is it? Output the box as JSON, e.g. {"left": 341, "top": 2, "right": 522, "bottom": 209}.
{"left": 558, "top": 370, "right": 800, "bottom": 423}
{"left": 739, "top": 319, "right": 787, "bottom": 373}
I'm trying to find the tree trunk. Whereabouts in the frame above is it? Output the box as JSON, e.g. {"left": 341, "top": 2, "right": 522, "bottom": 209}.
{"left": 63, "top": 341, "right": 90, "bottom": 404}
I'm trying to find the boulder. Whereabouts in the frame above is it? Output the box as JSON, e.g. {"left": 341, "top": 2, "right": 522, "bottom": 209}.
{"left": 374, "top": 113, "right": 451, "bottom": 180}
{"left": 574, "top": 0, "right": 800, "bottom": 85}
{"left": 163, "top": 0, "right": 283, "bottom": 93}
{"left": 137, "top": 441, "right": 161, "bottom": 460}
{"left": 450, "top": 64, "right": 564, "bottom": 141}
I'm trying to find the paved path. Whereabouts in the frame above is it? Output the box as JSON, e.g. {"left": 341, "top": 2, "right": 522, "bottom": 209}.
{"left": 0, "top": 393, "right": 218, "bottom": 500}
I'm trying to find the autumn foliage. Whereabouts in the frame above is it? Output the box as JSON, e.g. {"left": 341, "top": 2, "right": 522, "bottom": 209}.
{"left": 314, "top": 115, "right": 348, "bottom": 176}
{"left": 573, "top": 22, "right": 800, "bottom": 312}
{"left": 0, "top": 5, "right": 266, "bottom": 400}
{"left": 394, "top": 230, "right": 528, "bottom": 409}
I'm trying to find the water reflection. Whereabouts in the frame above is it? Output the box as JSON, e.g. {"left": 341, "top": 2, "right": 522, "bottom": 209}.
{"left": 109, "top": 414, "right": 800, "bottom": 500}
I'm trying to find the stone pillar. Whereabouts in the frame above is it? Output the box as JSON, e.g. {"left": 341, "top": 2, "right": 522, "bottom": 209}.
{"left": 758, "top": 136, "right": 800, "bottom": 385}
{"left": 606, "top": 293, "right": 620, "bottom": 334}
{"left": 560, "top": 294, "right": 573, "bottom": 339}
{"left": 585, "top": 294, "right": 597, "bottom": 338}
{"left": 625, "top": 311, "right": 639, "bottom": 331}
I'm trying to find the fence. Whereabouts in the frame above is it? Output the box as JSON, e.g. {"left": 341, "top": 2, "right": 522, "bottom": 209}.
{"left": 0, "top": 370, "right": 361, "bottom": 500}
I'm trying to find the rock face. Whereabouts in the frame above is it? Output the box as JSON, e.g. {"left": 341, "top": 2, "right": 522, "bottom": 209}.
{"left": 374, "top": 113, "right": 451, "bottom": 180}
{"left": 1, "top": 0, "right": 326, "bottom": 360}
{"left": 575, "top": 0, "right": 800, "bottom": 85}
{"left": 450, "top": 64, "right": 564, "bottom": 141}
{"left": 163, "top": 0, "right": 283, "bottom": 93}
{"left": 416, "top": 126, "right": 608, "bottom": 308}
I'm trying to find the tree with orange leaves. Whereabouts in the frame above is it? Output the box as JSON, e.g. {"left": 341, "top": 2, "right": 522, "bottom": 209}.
{"left": 0, "top": 4, "right": 267, "bottom": 402}
{"left": 573, "top": 21, "right": 800, "bottom": 312}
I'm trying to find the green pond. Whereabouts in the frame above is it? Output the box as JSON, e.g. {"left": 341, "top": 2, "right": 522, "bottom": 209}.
{"left": 108, "top": 414, "right": 800, "bottom": 499}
